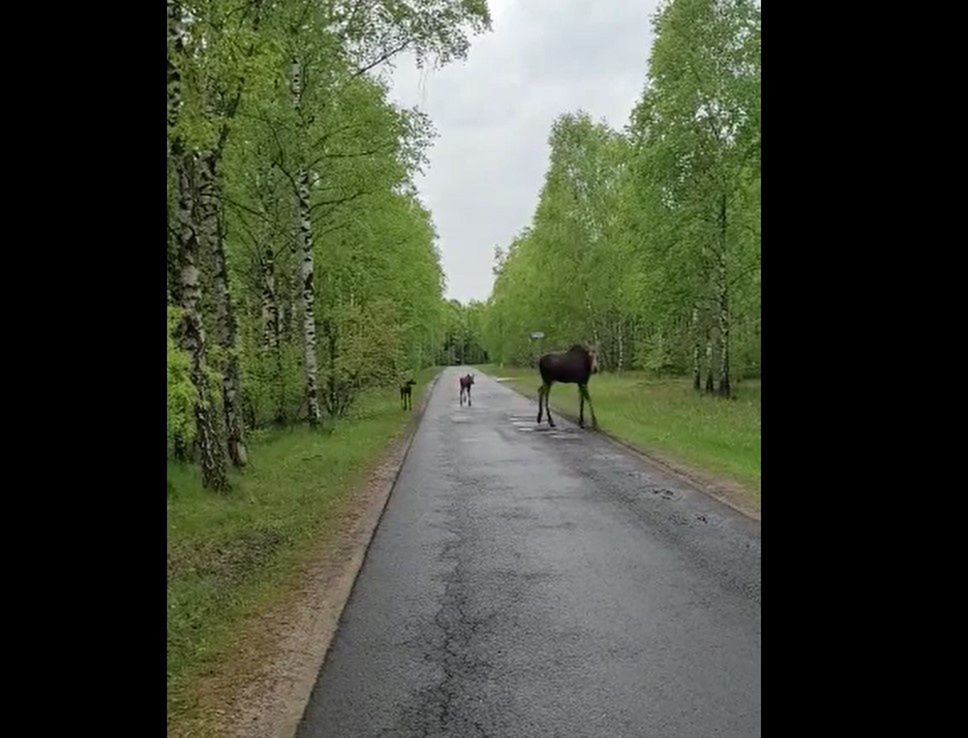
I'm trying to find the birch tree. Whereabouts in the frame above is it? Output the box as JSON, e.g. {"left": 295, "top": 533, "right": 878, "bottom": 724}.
{"left": 168, "top": 0, "right": 230, "bottom": 490}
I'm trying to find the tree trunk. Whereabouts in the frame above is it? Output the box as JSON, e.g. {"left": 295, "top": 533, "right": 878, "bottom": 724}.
{"left": 716, "top": 193, "right": 732, "bottom": 398}
{"left": 173, "top": 152, "right": 230, "bottom": 492}
{"left": 692, "top": 307, "right": 702, "bottom": 390}
{"left": 296, "top": 169, "right": 322, "bottom": 427}
{"left": 617, "top": 318, "right": 625, "bottom": 373}
{"left": 168, "top": 1, "right": 228, "bottom": 491}
{"left": 717, "top": 287, "right": 731, "bottom": 397}
{"left": 260, "top": 245, "right": 286, "bottom": 425}
{"left": 198, "top": 150, "right": 248, "bottom": 466}
{"left": 326, "top": 320, "right": 338, "bottom": 417}
{"left": 166, "top": 0, "right": 182, "bottom": 146}
{"left": 592, "top": 324, "right": 603, "bottom": 370}
{"left": 704, "top": 328, "right": 715, "bottom": 394}
{"left": 261, "top": 246, "right": 279, "bottom": 351}
{"left": 291, "top": 57, "right": 323, "bottom": 427}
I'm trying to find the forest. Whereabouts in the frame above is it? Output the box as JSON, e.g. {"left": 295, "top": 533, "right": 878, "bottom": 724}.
{"left": 482, "top": 0, "right": 760, "bottom": 394}
{"left": 168, "top": 0, "right": 491, "bottom": 490}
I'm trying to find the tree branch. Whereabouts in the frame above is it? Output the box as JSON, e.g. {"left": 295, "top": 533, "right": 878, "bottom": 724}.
{"left": 352, "top": 39, "right": 412, "bottom": 78}
{"left": 307, "top": 187, "right": 369, "bottom": 215}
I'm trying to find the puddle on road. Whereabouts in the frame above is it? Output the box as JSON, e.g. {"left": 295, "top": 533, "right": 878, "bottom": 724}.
{"left": 648, "top": 487, "right": 681, "bottom": 501}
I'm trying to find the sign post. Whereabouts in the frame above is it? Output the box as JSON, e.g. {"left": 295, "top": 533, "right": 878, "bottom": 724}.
{"left": 529, "top": 331, "right": 545, "bottom": 367}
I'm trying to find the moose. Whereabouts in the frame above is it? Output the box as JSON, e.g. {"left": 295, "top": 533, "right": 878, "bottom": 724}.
{"left": 459, "top": 373, "right": 475, "bottom": 406}
{"left": 400, "top": 378, "right": 416, "bottom": 411}
{"left": 536, "top": 344, "right": 599, "bottom": 429}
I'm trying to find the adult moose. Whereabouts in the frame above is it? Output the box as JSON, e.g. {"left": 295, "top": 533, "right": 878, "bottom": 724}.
{"left": 536, "top": 345, "right": 599, "bottom": 429}
{"left": 459, "top": 373, "right": 475, "bottom": 406}
{"left": 400, "top": 378, "right": 416, "bottom": 411}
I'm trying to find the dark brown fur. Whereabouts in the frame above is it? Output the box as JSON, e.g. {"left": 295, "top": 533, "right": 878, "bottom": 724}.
{"left": 400, "top": 379, "right": 415, "bottom": 410}
{"left": 536, "top": 345, "right": 599, "bottom": 429}
{"left": 459, "top": 374, "right": 474, "bottom": 406}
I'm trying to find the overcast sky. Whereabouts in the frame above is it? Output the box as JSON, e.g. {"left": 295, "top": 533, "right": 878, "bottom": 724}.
{"left": 385, "top": 0, "right": 660, "bottom": 304}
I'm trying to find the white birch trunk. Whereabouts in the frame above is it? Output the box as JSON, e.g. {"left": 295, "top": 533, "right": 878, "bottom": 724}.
{"left": 261, "top": 246, "right": 279, "bottom": 351}
{"left": 196, "top": 150, "right": 248, "bottom": 466}
{"left": 296, "top": 170, "right": 322, "bottom": 426}
{"left": 168, "top": 1, "right": 229, "bottom": 490}
{"left": 291, "top": 57, "right": 322, "bottom": 427}
{"left": 174, "top": 153, "right": 230, "bottom": 491}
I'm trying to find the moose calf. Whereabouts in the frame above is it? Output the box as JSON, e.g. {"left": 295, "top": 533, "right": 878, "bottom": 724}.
{"left": 400, "top": 379, "right": 416, "bottom": 410}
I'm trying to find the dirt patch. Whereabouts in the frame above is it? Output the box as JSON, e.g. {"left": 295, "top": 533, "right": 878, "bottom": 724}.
{"left": 170, "top": 373, "right": 440, "bottom": 738}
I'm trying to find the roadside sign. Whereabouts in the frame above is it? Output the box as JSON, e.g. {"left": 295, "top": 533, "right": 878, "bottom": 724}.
{"left": 530, "top": 332, "right": 545, "bottom": 339}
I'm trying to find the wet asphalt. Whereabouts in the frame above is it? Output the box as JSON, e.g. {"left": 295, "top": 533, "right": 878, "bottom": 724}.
{"left": 295, "top": 367, "right": 761, "bottom": 737}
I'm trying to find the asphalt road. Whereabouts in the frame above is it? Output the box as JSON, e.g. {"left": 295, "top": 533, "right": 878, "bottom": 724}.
{"left": 296, "top": 367, "right": 760, "bottom": 737}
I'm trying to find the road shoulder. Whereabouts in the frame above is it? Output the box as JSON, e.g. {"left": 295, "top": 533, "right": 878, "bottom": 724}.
{"left": 175, "top": 371, "right": 441, "bottom": 738}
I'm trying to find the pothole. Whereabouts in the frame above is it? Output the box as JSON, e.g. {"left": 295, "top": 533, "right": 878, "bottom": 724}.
{"left": 648, "top": 488, "right": 680, "bottom": 501}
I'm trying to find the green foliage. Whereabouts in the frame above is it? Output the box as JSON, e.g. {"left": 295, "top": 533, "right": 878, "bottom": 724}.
{"left": 168, "top": 0, "right": 491, "bottom": 432}
{"left": 481, "top": 0, "right": 760, "bottom": 387}
{"left": 167, "top": 307, "right": 197, "bottom": 452}
{"left": 637, "top": 329, "right": 681, "bottom": 377}
{"left": 319, "top": 300, "right": 403, "bottom": 417}
{"left": 436, "top": 299, "right": 489, "bottom": 365}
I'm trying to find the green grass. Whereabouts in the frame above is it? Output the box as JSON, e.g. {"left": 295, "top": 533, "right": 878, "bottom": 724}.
{"left": 167, "top": 368, "right": 438, "bottom": 720}
{"left": 478, "top": 365, "right": 760, "bottom": 501}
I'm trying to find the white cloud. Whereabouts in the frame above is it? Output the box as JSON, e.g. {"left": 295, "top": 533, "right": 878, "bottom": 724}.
{"left": 387, "top": 0, "right": 659, "bottom": 302}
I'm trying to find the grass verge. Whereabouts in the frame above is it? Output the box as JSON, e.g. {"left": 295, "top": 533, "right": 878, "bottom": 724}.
{"left": 477, "top": 365, "right": 760, "bottom": 508}
{"left": 167, "top": 368, "right": 438, "bottom": 731}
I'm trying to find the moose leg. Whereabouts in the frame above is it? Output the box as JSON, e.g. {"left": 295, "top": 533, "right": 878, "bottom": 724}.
{"left": 468, "top": 387, "right": 472, "bottom": 406}
{"left": 537, "top": 385, "right": 544, "bottom": 423}
{"left": 579, "top": 384, "right": 598, "bottom": 429}
{"left": 544, "top": 383, "right": 555, "bottom": 427}
{"left": 579, "top": 387, "right": 585, "bottom": 428}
